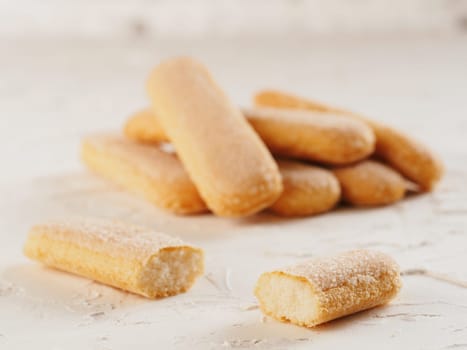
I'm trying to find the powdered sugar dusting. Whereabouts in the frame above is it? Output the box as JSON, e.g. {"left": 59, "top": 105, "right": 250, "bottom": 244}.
{"left": 28, "top": 218, "right": 192, "bottom": 262}
{"left": 242, "top": 106, "right": 374, "bottom": 142}
{"left": 83, "top": 134, "right": 187, "bottom": 180}
{"left": 280, "top": 249, "right": 400, "bottom": 291}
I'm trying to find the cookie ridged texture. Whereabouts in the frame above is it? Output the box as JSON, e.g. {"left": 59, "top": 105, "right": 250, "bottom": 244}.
{"left": 147, "top": 57, "right": 282, "bottom": 217}
{"left": 82, "top": 134, "right": 207, "bottom": 214}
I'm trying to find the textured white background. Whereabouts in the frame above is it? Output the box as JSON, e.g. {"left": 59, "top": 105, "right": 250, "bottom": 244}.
{"left": 1, "top": 1, "right": 467, "bottom": 349}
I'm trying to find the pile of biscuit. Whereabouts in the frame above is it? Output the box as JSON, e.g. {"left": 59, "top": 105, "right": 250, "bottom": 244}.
{"left": 23, "top": 56, "right": 442, "bottom": 328}
{"left": 81, "top": 56, "right": 443, "bottom": 218}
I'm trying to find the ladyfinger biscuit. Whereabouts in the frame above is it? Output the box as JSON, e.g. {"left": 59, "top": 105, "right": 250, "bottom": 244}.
{"left": 124, "top": 108, "right": 168, "bottom": 143}
{"left": 255, "top": 90, "right": 340, "bottom": 114}
{"left": 124, "top": 107, "right": 375, "bottom": 165}
{"left": 370, "top": 124, "right": 443, "bottom": 191}
{"left": 243, "top": 107, "right": 375, "bottom": 165}
{"left": 255, "top": 249, "right": 401, "bottom": 328}
{"left": 255, "top": 90, "right": 443, "bottom": 190}
{"left": 24, "top": 219, "right": 204, "bottom": 298}
{"left": 147, "top": 57, "right": 282, "bottom": 217}
{"left": 123, "top": 112, "right": 342, "bottom": 215}
{"left": 332, "top": 160, "right": 406, "bottom": 206}
{"left": 271, "top": 160, "right": 341, "bottom": 217}
{"left": 81, "top": 134, "right": 207, "bottom": 215}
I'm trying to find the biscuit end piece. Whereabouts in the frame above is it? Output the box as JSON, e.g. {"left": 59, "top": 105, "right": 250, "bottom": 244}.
{"left": 139, "top": 246, "right": 204, "bottom": 298}
{"left": 24, "top": 220, "right": 205, "bottom": 299}
{"left": 255, "top": 250, "right": 401, "bottom": 327}
{"left": 255, "top": 272, "right": 319, "bottom": 327}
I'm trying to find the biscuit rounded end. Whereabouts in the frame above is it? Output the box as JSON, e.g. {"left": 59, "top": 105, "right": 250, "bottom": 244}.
{"left": 270, "top": 161, "right": 341, "bottom": 217}
{"left": 81, "top": 135, "right": 208, "bottom": 215}
{"left": 124, "top": 108, "right": 169, "bottom": 144}
{"left": 207, "top": 168, "right": 284, "bottom": 218}
{"left": 333, "top": 160, "right": 406, "bottom": 206}
{"left": 146, "top": 58, "right": 283, "bottom": 217}
{"left": 374, "top": 125, "right": 444, "bottom": 191}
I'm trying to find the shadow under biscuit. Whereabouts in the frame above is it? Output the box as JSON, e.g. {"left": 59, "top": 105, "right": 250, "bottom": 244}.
{"left": 1, "top": 263, "right": 146, "bottom": 318}
{"left": 310, "top": 305, "right": 391, "bottom": 332}
{"left": 23, "top": 171, "right": 240, "bottom": 240}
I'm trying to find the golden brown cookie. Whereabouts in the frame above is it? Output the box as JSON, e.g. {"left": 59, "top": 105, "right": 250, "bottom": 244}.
{"left": 243, "top": 107, "right": 375, "bottom": 165}
{"left": 124, "top": 107, "right": 375, "bottom": 165}
{"left": 255, "top": 249, "right": 401, "bottom": 327}
{"left": 271, "top": 160, "right": 341, "bottom": 217}
{"left": 147, "top": 57, "right": 282, "bottom": 217}
{"left": 124, "top": 108, "right": 168, "bottom": 143}
{"left": 24, "top": 219, "right": 204, "bottom": 298}
{"left": 81, "top": 134, "right": 207, "bottom": 215}
{"left": 254, "top": 90, "right": 443, "bottom": 191}
{"left": 332, "top": 160, "right": 407, "bottom": 206}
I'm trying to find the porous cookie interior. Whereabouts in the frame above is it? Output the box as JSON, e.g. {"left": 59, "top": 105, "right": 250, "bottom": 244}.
{"left": 138, "top": 247, "right": 204, "bottom": 298}
{"left": 255, "top": 272, "right": 319, "bottom": 327}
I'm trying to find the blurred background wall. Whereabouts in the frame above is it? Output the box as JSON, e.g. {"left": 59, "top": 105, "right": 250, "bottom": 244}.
{"left": 1, "top": 0, "right": 466, "bottom": 182}
{"left": 1, "top": 0, "right": 467, "bottom": 40}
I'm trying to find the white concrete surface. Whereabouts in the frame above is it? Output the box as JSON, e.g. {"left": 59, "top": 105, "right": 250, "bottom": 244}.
{"left": 0, "top": 34, "right": 466, "bottom": 349}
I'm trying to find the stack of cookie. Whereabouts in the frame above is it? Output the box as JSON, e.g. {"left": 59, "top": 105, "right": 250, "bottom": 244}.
{"left": 82, "top": 57, "right": 443, "bottom": 218}
{"left": 24, "top": 57, "right": 441, "bottom": 328}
